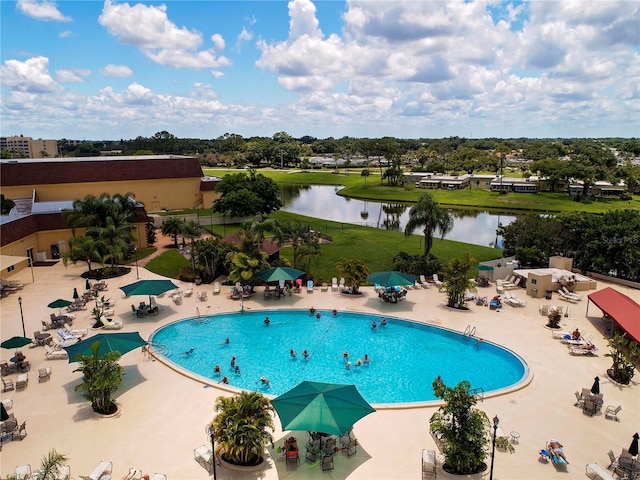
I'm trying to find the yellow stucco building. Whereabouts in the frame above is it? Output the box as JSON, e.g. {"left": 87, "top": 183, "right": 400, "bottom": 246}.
{"left": 1, "top": 155, "right": 220, "bottom": 277}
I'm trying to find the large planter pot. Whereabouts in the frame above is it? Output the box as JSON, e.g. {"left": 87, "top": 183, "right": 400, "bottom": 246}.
{"left": 92, "top": 402, "right": 121, "bottom": 419}
{"left": 219, "top": 455, "right": 265, "bottom": 472}
{"left": 438, "top": 464, "right": 488, "bottom": 479}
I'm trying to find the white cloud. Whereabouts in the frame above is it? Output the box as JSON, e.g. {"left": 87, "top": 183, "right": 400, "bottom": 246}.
{"left": 0, "top": 56, "right": 61, "bottom": 93}
{"left": 98, "top": 0, "right": 231, "bottom": 70}
{"left": 101, "top": 64, "right": 134, "bottom": 77}
{"left": 17, "top": 0, "right": 71, "bottom": 22}
{"left": 59, "top": 30, "right": 74, "bottom": 38}
{"left": 56, "top": 69, "right": 91, "bottom": 83}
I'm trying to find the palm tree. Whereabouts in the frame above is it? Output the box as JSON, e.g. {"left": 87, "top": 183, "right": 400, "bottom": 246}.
{"left": 272, "top": 221, "right": 313, "bottom": 269}
{"left": 73, "top": 342, "right": 124, "bottom": 414}
{"left": 63, "top": 235, "right": 104, "bottom": 273}
{"left": 31, "top": 449, "right": 70, "bottom": 480}
{"left": 193, "top": 238, "right": 236, "bottom": 280}
{"left": 182, "top": 220, "right": 204, "bottom": 269}
{"left": 226, "top": 251, "right": 270, "bottom": 285}
{"left": 210, "top": 391, "right": 275, "bottom": 466}
{"left": 336, "top": 258, "right": 370, "bottom": 294}
{"left": 404, "top": 192, "right": 453, "bottom": 267}
{"left": 160, "top": 217, "right": 185, "bottom": 248}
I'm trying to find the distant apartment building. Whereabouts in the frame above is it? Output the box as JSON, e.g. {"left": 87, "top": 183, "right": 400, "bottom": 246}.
{"left": 0, "top": 135, "right": 58, "bottom": 158}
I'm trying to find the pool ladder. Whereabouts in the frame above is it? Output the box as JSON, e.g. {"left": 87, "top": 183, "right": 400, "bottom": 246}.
{"left": 463, "top": 325, "right": 476, "bottom": 338}
{"left": 470, "top": 387, "right": 484, "bottom": 402}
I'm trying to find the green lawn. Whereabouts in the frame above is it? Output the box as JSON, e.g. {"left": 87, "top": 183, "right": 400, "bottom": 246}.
{"left": 144, "top": 249, "right": 190, "bottom": 278}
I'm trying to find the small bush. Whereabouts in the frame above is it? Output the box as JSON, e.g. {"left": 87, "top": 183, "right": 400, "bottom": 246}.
{"left": 178, "top": 266, "right": 198, "bottom": 282}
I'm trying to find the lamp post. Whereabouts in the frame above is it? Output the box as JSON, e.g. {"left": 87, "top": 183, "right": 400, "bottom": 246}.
{"left": 133, "top": 248, "right": 139, "bottom": 279}
{"left": 18, "top": 296, "right": 25, "bottom": 337}
{"left": 490, "top": 415, "right": 499, "bottom": 480}
{"left": 208, "top": 426, "right": 218, "bottom": 480}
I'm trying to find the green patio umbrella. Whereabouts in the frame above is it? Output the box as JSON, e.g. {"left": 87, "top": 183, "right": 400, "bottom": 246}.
{"left": 590, "top": 376, "right": 600, "bottom": 395}
{"left": 255, "top": 267, "right": 305, "bottom": 283}
{"left": 476, "top": 265, "right": 494, "bottom": 271}
{"left": 63, "top": 332, "right": 147, "bottom": 363}
{"left": 120, "top": 279, "right": 179, "bottom": 304}
{"left": 366, "top": 271, "right": 416, "bottom": 287}
{"left": 1, "top": 336, "right": 32, "bottom": 350}
{"left": 271, "top": 381, "right": 376, "bottom": 436}
{"left": 48, "top": 298, "right": 73, "bottom": 314}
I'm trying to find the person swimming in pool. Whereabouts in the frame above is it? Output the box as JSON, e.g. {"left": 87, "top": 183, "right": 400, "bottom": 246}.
{"left": 184, "top": 347, "right": 195, "bottom": 355}
{"left": 290, "top": 349, "right": 297, "bottom": 358}
{"left": 315, "top": 312, "right": 321, "bottom": 320}
{"left": 363, "top": 353, "right": 371, "bottom": 364}
{"left": 345, "top": 361, "right": 352, "bottom": 370}
{"left": 355, "top": 359, "right": 363, "bottom": 367}
{"left": 220, "top": 376, "right": 229, "bottom": 384}
{"left": 234, "top": 365, "right": 241, "bottom": 375}
{"left": 213, "top": 364, "right": 221, "bottom": 375}
{"left": 264, "top": 317, "right": 270, "bottom": 325}
{"left": 221, "top": 338, "right": 230, "bottom": 345}
{"left": 343, "top": 351, "right": 349, "bottom": 361}
{"left": 371, "top": 321, "right": 377, "bottom": 330}
{"left": 302, "top": 350, "right": 309, "bottom": 360}
{"left": 260, "top": 376, "right": 270, "bottom": 386}
{"left": 309, "top": 307, "right": 316, "bottom": 314}
{"left": 230, "top": 356, "right": 236, "bottom": 368}
{"left": 380, "top": 318, "right": 387, "bottom": 327}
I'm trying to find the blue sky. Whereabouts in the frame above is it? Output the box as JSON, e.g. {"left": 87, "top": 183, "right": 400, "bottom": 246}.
{"left": 1, "top": 0, "right": 638, "bottom": 140}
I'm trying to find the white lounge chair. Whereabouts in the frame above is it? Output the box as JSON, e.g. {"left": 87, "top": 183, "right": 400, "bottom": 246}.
{"left": 604, "top": 404, "right": 622, "bottom": 421}
{"left": 432, "top": 274, "right": 443, "bottom": 289}
{"left": 194, "top": 445, "right": 213, "bottom": 471}
{"left": 569, "top": 345, "right": 598, "bottom": 355}
{"left": 197, "top": 291, "right": 208, "bottom": 302}
{"left": 14, "top": 464, "right": 31, "bottom": 480}
{"left": 551, "top": 330, "right": 571, "bottom": 340}
{"left": 561, "top": 287, "right": 582, "bottom": 301}
{"left": 44, "top": 344, "right": 68, "bottom": 360}
{"left": 64, "top": 323, "right": 88, "bottom": 336}
{"left": 558, "top": 291, "right": 579, "bottom": 303}
{"left": 121, "top": 467, "right": 142, "bottom": 480}
{"left": 102, "top": 318, "right": 123, "bottom": 330}
{"left": 38, "top": 366, "right": 52, "bottom": 382}
{"left": 16, "top": 374, "right": 28, "bottom": 390}
{"left": 419, "top": 275, "right": 431, "bottom": 288}
{"left": 183, "top": 284, "right": 194, "bottom": 297}
{"left": 331, "top": 277, "right": 339, "bottom": 292}
{"left": 150, "top": 475, "right": 167, "bottom": 480}
{"left": 339, "top": 278, "right": 345, "bottom": 291}
{"left": 213, "top": 282, "right": 221, "bottom": 294}
{"left": 80, "top": 460, "right": 112, "bottom": 480}
{"left": 321, "top": 282, "right": 329, "bottom": 292}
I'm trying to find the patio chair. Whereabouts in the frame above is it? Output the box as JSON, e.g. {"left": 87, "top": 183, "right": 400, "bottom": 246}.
{"left": 321, "top": 282, "right": 329, "bottom": 291}
{"left": 344, "top": 438, "right": 357, "bottom": 457}
{"left": 286, "top": 449, "right": 300, "bottom": 464}
{"left": 339, "top": 278, "right": 345, "bottom": 291}
{"left": 38, "top": 366, "right": 52, "bottom": 382}
{"left": 150, "top": 475, "right": 167, "bottom": 480}
{"left": 339, "top": 427, "right": 354, "bottom": 447}
{"left": 331, "top": 277, "right": 339, "bottom": 291}
{"left": 44, "top": 344, "right": 68, "bottom": 360}
{"left": 422, "top": 449, "right": 437, "bottom": 478}
{"left": 121, "top": 467, "right": 142, "bottom": 480}
{"left": 583, "top": 399, "right": 597, "bottom": 416}
{"left": 12, "top": 421, "right": 27, "bottom": 441}
{"left": 197, "top": 291, "right": 208, "bottom": 302}
{"left": 321, "top": 455, "right": 334, "bottom": 471}
{"left": 570, "top": 345, "right": 598, "bottom": 355}
{"left": 14, "top": 464, "right": 31, "bottom": 480}
{"left": 64, "top": 323, "right": 88, "bottom": 336}
{"left": 432, "top": 274, "right": 443, "bottom": 289}
{"left": 561, "top": 287, "right": 582, "bottom": 300}
{"left": 604, "top": 404, "right": 621, "bottom": 421}
{"left": 2, "top": 378, "right": 15, "bottom": 392}
{"left": 608, "top": 450, "right": 620, "bottom": 469}
{"left": 183, "top": 284, "right": 194, "bottom": 297}
{"left": 1, "top": 360, "right": 12, "bottom": 376}
{"left": 574, "top": 391, "right": 585, "bottom": 407}
{"left": 79, "top": 460, "right": 112, "bottom": 480}
{"left": 213, "top": 282, "right": 221, "bottom": 294}
{"left": 306, "top": 280, "right": 314, "bottom": 292}
{"left": 16, "top": 374, "right": 28, "bottom": 390}
{"left": 1, "top": 398, "right": 13, "bottom": 410}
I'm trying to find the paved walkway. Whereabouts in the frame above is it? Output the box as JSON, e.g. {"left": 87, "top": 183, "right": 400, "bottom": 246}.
{"left": 1, "top": 261, "right": 639, "bottom": 479}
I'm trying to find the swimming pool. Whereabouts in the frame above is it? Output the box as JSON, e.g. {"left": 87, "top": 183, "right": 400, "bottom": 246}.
{"left": 150, "top": 309, "right": 528, "bottom": 404}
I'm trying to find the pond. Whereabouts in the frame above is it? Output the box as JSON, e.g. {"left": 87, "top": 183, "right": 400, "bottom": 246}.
{"left": 280, "top": 185, "right": 517, "bottom": 247}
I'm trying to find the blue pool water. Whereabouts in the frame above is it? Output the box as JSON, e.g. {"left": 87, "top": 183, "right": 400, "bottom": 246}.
{"left": 151, "top": 310, "right": 527, "bottom": 404}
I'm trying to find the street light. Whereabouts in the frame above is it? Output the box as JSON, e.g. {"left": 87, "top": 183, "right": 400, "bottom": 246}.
{"left": 18, "top": 296, "right": 25, "bottom": 337}
{"left": 489, "top": 415, "right": 499, "bottom": 480}
{"left": 133, "top": 247, "right": 139, "bottom": 279}
{"left": 208, "top": 425, "right": 218, "bottom": 480}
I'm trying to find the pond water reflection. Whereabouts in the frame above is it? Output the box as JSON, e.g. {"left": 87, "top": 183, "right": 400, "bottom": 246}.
{"left": 280, "top": 185, "right": 517, "bottom": 248}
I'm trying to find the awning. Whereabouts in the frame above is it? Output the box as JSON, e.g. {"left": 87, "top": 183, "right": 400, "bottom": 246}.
{"left": 588, "top": 287, "right": 640, "bottom": 343}
{"left": 0, "top": 255, "right": 30, "bottom": 271}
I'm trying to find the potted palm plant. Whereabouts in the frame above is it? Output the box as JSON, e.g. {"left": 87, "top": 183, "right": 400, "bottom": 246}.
{"left": 209, "top": 391, "right": 274, "bottom": 470}
{"left": 73, "top": 342, "right": 124, "bottom": 415}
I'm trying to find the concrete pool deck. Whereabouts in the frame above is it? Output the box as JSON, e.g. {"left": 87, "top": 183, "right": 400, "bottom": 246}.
{"left": 1, "top": 260, "right": 639, "bottom": 479}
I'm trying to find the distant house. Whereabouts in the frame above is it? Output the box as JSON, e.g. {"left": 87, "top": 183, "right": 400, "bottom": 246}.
{"left": 568, "top": 180, "right": 627, "bottom": 197}
{"left": 490, "top": 176, "right": 539, "bottom": 193}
